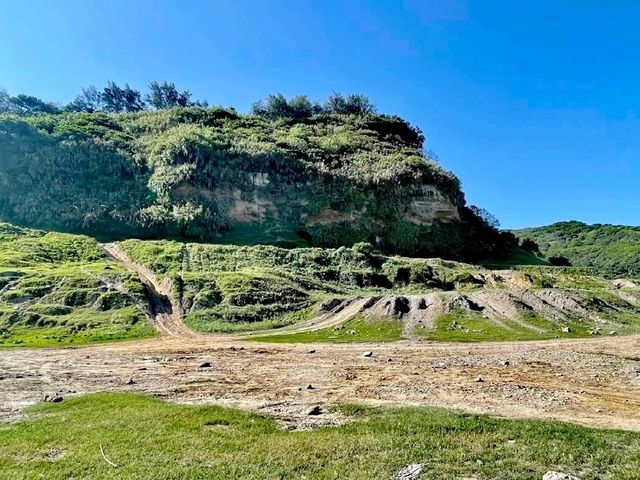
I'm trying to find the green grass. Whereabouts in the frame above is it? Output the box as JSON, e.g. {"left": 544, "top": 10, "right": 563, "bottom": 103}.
{"left": 416, "top": 309, "right": 593, "bottom": 342}
{"left": 0, "top": 223, "right": 154, "bottom": 346}
{"left": 481, "top": 246, "right": 549, "bottom": 268}
{"left": 248, "top": 315, "right": 403, "bottom": 343}
{"left": 0, "top": 392, "right": 639, "bottom": 479}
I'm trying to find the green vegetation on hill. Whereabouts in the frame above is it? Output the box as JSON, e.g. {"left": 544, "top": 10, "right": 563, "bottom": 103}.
{"left": 0, "top": 392, "right": 638, "bottom": 479}
{"left": 0, "top": 95, "right": 515, "bottom": 261}
{"left": 514, "top": 221, "right": 640, "bottom": 278}
{"left": 118, "top": 239, "right": 466, "bottom": 332}
{"left": 118, "top": 238, "right": 640, "bottom": 340}
{"left": 0, "top": 223, "right": 153, "bottom": 347}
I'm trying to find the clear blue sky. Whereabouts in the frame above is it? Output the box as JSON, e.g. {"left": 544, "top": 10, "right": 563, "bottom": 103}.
{"left": 1, "top": 0, "right": 639, "bottom": 229}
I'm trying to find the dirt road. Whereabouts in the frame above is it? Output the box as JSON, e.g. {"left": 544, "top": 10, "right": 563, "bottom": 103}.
{"left": 102, "top": 243, "right": 194, "bottom": 337}
{"left": 1, "top": 334, "right": 639, "bottom": 431}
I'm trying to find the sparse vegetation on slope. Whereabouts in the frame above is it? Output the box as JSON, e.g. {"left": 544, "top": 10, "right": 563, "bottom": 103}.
{"left": 118, "top": 238, "right": 640, "bottom": 340}
{"left": 0, "top": 223, "right": 153, "bottom": 346}
{"left": 0, "top": 392, "right": 638, "bottom": 479}
{"left": 514, "top": 221, "right": 640, "bottom": 278}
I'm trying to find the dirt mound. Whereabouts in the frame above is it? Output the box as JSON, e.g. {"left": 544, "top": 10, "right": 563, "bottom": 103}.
{"left": 310, "top": 285, "right": 640, "bottom": 338}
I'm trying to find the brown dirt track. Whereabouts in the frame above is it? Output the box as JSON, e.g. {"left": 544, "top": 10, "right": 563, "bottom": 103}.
{"left": 1, "top": 333, "right": 639, "bottom": 431}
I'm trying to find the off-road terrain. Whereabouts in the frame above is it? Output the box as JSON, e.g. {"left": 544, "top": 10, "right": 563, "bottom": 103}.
{"left": 2, "top": 329, "right": 639, "bottom": 432}
{"left": 3, "top": 237, "right": 638, "bottom": 434}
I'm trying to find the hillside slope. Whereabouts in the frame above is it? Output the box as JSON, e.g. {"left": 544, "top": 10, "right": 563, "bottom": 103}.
{"left": 514, "top": 221, "right": 640, "bottom": 278}
{"left": 118, "top": 238, "right": 640, "bottom": 341}
{"left": 0, "top": 223, "right": 153, "bottom": 347}
{"left": 0, "top": 108, "right": 510, "bottom": 261}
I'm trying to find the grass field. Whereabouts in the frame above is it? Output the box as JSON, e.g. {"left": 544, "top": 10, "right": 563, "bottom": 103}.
{"left": 0, "top": 393, "right": 638, "bottom": 479}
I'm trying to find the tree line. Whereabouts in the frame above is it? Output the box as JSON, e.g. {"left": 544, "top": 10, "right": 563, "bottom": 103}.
{"left": 0, "top": 84, "right": 378, "bottom": 119}
{"left": 251, "top": 92, "right": 376, "bottom": 119}
{"left": 0, "top": 81, "right": 207, "bottom": 115}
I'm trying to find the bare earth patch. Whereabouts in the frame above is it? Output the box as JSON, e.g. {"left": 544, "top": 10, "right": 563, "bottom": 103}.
{"left": 1, "top": 333, "right": 638, "bottom": 431}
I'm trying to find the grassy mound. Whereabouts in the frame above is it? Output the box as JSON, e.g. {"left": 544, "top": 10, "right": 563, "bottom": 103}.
{"left": 0, "top": 392, "right": 638, "bottom": 479}
{"left": 0, "top": 223, "right": 153, "bottom": 346}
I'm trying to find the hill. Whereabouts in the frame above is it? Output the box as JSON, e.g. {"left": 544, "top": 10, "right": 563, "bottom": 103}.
{"left": 0, "top": 103, "right": 513, "bottom": 261}
{"left": 0, "top": 223, "right": 152, "bottom": 347}
{"left": 514, "top": 221, "right": 640, "bottom": 278}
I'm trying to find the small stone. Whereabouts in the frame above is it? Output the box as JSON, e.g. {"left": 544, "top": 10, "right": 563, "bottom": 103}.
{"left": 542, "top": 472, "right": 581, "bottom": 480}
{"left": 307, "top": 384, "right": 314, "bottom": 390}
{"left": 562, "top": 326, "right": 571, "bottom": 333}
{"left": 595, "top": 408, "right": 603, "bottom": 413}
{"left": 363, "top": 351, "right": 373, "bottom": 357}
{"left": 307, "top": 405, "right": 322, "bottom": 416}
{"left": 609, "top": 330, "right": 617, "bottom": 336}
{"left": 43, "top": 394, "right": 63, "bottom": 403}
{"left": 307, "top": 349, "right": 316, "bottom": 354}
{"left": 199, "top": 362, "right": 212, "bottom": 368}
{"left": 474, "top": 376, "right": 484, "bottom": 383}
{"left": 394, "top": 463, "right": 424, "bottom": 480}
{"left": 500, "top": 360, "right": 510, "bottom": 367}
{"left": 125, "top": 377, "right": 135, "bottom": 385}
{"left": 387, "top": 358, "right": 393, "bottom": 362}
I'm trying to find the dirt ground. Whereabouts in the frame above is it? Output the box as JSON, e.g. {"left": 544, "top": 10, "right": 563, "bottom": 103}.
{"left": 1, "top": 333, "right": 639, "bottom": 431}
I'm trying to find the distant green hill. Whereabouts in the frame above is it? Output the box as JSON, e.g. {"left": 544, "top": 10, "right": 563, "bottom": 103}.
{"left": 514, "top": 221, "right": 640, "bottom": 278}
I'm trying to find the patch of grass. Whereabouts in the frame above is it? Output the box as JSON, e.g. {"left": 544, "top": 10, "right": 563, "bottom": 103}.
{"left": 416, "top": 309, "right": 591, "bottom": 342}
{"left": 248, "top": 315, "right": 403, "bottom": 343}
{"left": 481, "top": 247, "right": 549, "bottom": 268}
{"left": 0, "top": 393, "right": 639, "bottom": 479}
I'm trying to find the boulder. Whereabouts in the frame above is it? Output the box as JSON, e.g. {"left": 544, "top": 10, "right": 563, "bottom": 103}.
{"left": 543, "top": 472, "right": 581, "bottom": 480}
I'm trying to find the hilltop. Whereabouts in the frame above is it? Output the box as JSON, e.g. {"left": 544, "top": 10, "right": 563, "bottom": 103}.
{"left": 0, "top": 89, "right": 515, "bottom": 262}
{"left": 514, "top": 221, "right": 640, "bottom": 278}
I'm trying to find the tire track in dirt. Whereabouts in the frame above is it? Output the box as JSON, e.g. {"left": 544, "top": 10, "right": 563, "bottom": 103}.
{"left": 101, "top": 243, "right": 195, "bottom": 337}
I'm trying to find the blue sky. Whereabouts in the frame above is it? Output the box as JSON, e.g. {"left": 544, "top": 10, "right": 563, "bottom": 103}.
{"left": 1, "top": 0, "right": 639, "bottom": 228}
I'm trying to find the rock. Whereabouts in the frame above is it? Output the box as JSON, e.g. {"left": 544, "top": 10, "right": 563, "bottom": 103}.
{"left": 43, "top": 394, "right": 63, "bottom": 403}
{"left": 562, "top": 326, "right": 571, "bottom": 333}
{"left": 199, "top": 362, "right": 212, "bottom": 368}
{"left": 542, "top": 472, "right": 581, "bottom": 480}
{"left": 307, "top": 405, "right": 322, "bottom": 416}
{"left": 307, "top": 349, "right": 316, "bottom": 354}
{"left": 125, "top": 377, "right": 135, "bottom": 385}
{"left": 500, "top": 360, "right": 510, "bottom": 367}
{"left": 595, "top": 408, "right": 603, "bottom": 413}
{"left": 307, "top": 384, "right": 314, "bottom": 390}
{"left": 363, "top": 351, "right": 373, "bottom": 357}
{"left": 609, "top": 330, "right": 617, "bottom": 336}
{"left": 474, "top": 376, "right": 484, "bottom": 383}
{"left": 394, "top": 463, "right": 424, "bottom": 480}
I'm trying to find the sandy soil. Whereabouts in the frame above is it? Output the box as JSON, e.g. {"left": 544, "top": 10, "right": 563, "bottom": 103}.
{"left": 1, "top": 333, "right": 639, "bottom": 431}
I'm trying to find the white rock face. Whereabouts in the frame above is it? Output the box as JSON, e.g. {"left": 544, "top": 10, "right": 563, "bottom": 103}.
{"left": 543, "top": 472, "right": 581, "bottom": 480}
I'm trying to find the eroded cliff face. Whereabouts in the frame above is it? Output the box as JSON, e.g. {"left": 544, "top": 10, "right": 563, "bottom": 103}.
{"left": 179, "top": 172, "right": 461, "bottom": 249}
